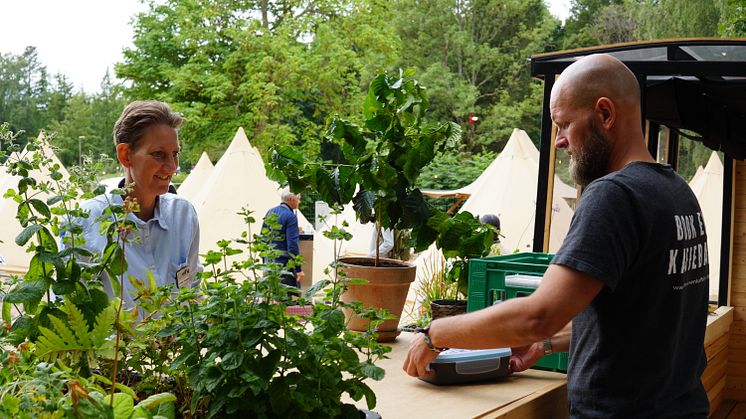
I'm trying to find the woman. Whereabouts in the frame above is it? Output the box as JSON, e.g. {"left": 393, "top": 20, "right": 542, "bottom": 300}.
{"left": 77, "top": 100, "right": 201, "bottom": 317}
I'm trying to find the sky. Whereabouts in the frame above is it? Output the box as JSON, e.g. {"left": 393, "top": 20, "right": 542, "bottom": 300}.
{"left": 0, "top": 0, "right": 572, "bottom": 93}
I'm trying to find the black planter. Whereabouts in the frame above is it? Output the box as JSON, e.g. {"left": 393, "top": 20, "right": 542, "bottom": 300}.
{"left": 430, "top": 299, "right": 467, "bottom": 320}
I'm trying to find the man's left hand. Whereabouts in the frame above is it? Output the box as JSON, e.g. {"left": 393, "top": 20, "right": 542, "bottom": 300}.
{"left": 403, "top": 333, "right": 440, "bottom": 377}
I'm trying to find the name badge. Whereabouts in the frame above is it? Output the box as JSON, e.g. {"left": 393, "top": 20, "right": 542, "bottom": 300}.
{"left": 176, "top": 265, "right": 191, "bottom": 288}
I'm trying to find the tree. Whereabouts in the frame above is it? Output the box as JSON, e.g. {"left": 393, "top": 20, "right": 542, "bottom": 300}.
{"left": 720, "top": 0, "right": 746, "bottom": 36}
{"left": 632, "top": 0, "right": 721, "bottom": 39}
{"left": 393, "top": 0, "right": 559, "bottom": 153}
{"left": 116, "top": 0, "right": 400, "bottom": 167}
{"left": 561, "top": 0, "right": 624, "bottom": 49}
{"left": 0, "top": 47, "right": 50, "bottom": 146}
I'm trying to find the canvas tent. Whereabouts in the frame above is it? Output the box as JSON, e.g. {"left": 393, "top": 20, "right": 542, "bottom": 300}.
{"left": 311, "top": 202, "right": 377, "bottom": 284}
{"left": 191, "top": 128, "right": 312, "bottom": 257}
{"left": 0, "top": 135, "right": 70, "bottom": 268}
{"left": 688, "top": 151, "right": 723, "bottom": 301}
{"left": 459, "top": 130, "right": 574, "bottom": 253}
{"left": 422, "top": 129, "right": 575, "bottom": 253}
{"left": 177, "top": 152, "right": 214, "bottom": 200}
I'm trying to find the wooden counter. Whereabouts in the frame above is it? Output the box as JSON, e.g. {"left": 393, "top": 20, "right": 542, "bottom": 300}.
{"left": 353, "top": 331, "right": 568, "bottom": 419}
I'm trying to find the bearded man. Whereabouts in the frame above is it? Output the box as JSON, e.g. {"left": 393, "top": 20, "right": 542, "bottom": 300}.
{"left": 403, "top": 54, "right": 710, "bottom": 418}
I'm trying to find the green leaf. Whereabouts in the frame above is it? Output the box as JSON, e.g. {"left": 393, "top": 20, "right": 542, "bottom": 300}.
{"left": 304, "top": 278, "right": 330, "bottom": 299}
{"left": 315, "top": 167, "right": 341, "bottom": 207}
{"left": 360, "top": 361, "right": 385, "bottom": 381}
{"left": 52, "top": 279, "right": 77, "bottom": 296}
{"left": 135, "top": 393, "right": 176, "bottom": 411}
{"left": 16, "top": 202, "right": 30, "bottom": 226}
{"left": 28, "top": 198, "right": 51, "bottom": 218}
{"left": 105, "top": 393, "right": 134, "bottom": 419}
{"left": 2, "top": 301, "right": 11, "bottom": 324}
{"left": 220, "top": 351, "right": 244, "bottom": 370}
{"left": 15, "top": 224, "right": 42, "bottom": 246}
{"left": 104, "top": 242, "right": 127, "bottom": 276}
{"left": 92, "top": 304, "right": 116, "bottom": 345}
{"left": 352, "top": 190, "right": 376, "bottom": 224}
{"left": 47, "top": 194, "right": 64, "bottom": 206}
{"left": 363, "top": 83, "right": 384, "bottom": 120}
{"left": 37, "top": 226, "right": 59, "bottom": 253}
{"left": 66, "top": 300, "right": 93, "bottom": 347}
{"left": 399, "top": 190, "right": 431, "bottom": 229}
{"left": 4, "top": 278, "right": 47, "bottom": 304}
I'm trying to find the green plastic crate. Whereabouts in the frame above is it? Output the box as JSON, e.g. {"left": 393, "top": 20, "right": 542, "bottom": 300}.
{"left": 466, "top": 252, "right": 567, "bottom": 373}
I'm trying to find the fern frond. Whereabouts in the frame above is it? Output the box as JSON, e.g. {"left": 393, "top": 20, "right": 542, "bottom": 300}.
{"left": 48, "top": 315, "right": 77, "bottom": 347}
{"left": 91, "top": 304, "right": 115, "bottom": 345}
{"left": 36, "top": 325, "right": 67, "bottom": 356}
{"left": 65, "top": 300, "right": 93, "bottom": 347}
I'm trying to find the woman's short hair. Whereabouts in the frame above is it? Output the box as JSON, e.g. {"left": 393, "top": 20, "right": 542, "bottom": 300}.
{"left": 113, "top": 100, "right": 184, "bottom": 150}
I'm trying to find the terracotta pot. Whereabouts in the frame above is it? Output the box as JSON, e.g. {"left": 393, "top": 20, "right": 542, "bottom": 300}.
{"left": 339, "top": 256, "right": 416, "bottom": 342}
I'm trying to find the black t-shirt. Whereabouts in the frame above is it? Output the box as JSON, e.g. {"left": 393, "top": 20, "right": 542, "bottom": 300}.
{"left": 553, "top": 162, "right": 709, "bottom": 418}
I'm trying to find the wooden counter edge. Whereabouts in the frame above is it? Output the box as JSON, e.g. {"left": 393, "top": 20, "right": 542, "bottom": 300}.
{"left": 704, "top": 306, "right": 733, "bottom": 348}
{"left": 473, "top": 379, "right": 568, "bottom": 419}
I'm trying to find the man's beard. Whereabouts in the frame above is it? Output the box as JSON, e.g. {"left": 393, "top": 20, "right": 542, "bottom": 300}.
{"left": 569, "top": 121, "right": 612, "bottom": 187}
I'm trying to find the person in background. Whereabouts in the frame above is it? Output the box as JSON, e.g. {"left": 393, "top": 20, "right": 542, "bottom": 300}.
{"left": 72, "top": 100, "right": 202, "bottom": 319}
{"left": 479, "top": 213, "right": 508, "bottom": 256}
{"left": 262, "top": 189, "right": 305, "bottom": 288}
{"left": 403, "top": 54, "right": 709, "bottom": 418}
{"left": 368, "top": 227, "right": 394, "bottom": 259}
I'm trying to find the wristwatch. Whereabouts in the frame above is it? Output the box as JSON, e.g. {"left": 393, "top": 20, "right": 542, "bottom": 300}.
{"left": 542, "top": 338, "right": 553, "bottom": 355}
{"left": 416, "top": 325, "right": 448, "bottom": 353}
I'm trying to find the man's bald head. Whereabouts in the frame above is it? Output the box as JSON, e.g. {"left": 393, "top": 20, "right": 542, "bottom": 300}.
{"left": 554, "top": 54, "right": 640, "bottom": 113}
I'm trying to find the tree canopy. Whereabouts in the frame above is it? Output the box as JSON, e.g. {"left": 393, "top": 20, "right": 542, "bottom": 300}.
{"left": 1, "top": 0, "right": 744, "bottom": 188}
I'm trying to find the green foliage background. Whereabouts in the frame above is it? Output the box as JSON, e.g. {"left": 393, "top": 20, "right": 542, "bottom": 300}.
{"left": 1, "top": 0, "right": 744, "bottom": 189}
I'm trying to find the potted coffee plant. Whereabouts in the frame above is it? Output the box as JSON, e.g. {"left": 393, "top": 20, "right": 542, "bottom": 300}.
{"left": 268, "top": 69, "right": 494, "bottom": 341}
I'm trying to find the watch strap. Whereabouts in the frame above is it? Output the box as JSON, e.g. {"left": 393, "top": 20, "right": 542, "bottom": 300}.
{"left": 542, "top": 338, "right": 553, "bottom": 355}
{"left": 416, "top": 325, "right": 448, "bottom": 353}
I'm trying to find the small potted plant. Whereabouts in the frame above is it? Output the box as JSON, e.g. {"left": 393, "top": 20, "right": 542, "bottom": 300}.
{"left": 268, "top": 69, "right": 494, "bottom": 340}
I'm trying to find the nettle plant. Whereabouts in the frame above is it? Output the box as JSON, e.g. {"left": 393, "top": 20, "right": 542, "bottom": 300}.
{"left": 0, "top": 125, "right": 391, "bottom": 418}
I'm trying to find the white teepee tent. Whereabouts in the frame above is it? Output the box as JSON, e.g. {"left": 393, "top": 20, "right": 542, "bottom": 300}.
{"left": 0, "top": 134, "right": 70, "bottom": 268}
{"left": 192, "top": 128, "right": 312, "bottom": 257}
{"left": 311, "top": 202, "right": 376, "bottom": 284}
{"left": 457, "top": 129, "right": 574, "bottom": 253}
{"left": 688, "top": 151, "right": 723, "bottom": 301}
{"left": 177, "top": 151, "right": 214, "bottom": 200}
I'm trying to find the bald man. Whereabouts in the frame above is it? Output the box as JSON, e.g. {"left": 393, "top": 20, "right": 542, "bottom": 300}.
{"left": 404, "top": 54, "right": 709, "bottom": 418}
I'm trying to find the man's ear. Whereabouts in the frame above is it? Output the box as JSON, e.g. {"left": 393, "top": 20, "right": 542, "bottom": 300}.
{"left": 116, "top": 143, "right": 131, "bottom": 168}
{"left": 595, "top": 97, "right": 616, "bottom": 130}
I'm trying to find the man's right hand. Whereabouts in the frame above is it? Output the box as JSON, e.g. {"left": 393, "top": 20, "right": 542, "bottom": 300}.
{"left": 509, "top": 342, "right": 545, "bottom": 373}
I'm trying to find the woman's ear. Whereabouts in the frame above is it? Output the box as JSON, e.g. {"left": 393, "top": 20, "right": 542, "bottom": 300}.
{"left": 116, "top": 143, "right": 131, "bottom": 168}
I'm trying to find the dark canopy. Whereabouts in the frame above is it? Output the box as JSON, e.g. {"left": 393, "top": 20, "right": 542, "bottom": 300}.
{"left": 530, "top": 39, "right": 746, "bottom": 158}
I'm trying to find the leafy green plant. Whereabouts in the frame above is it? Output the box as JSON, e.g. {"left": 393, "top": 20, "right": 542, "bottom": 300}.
{"left": 34, "top": 299, "right": 115, "bottom": 369}
{"left": 149, "top": 210, "right": 391, "bottom": 418}
{"left": 0, "top": 126, "right": 176, "bottom": 417}
{"left": 268, "top": 69, "right": 494, "bottom": 265}
{"left": 1, "top": 123, "right": 392, "bottom": 418}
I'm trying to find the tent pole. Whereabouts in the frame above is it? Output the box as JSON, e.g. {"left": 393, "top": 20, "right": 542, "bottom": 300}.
{"left": 533, "top": 76, "right": 555, "bottom": 253}
{"left": 719, "top": 156, "right": 734, "bottom": 307}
